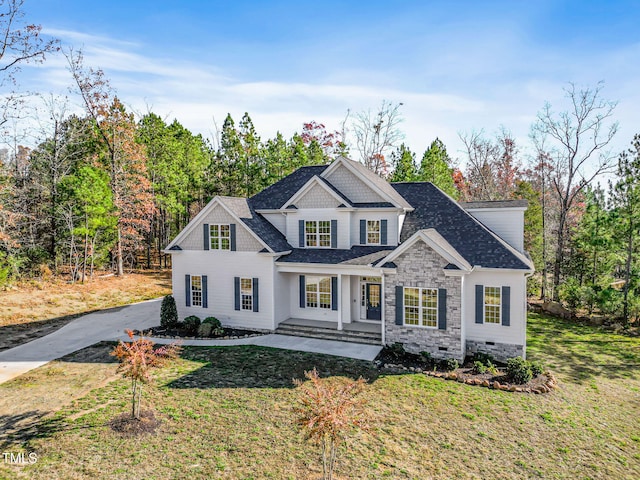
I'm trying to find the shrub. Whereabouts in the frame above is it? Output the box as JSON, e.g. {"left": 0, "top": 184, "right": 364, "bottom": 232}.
{"left": 182, "top": 315, "right": 201, "bottom": 334}
{"left": 203, "top": 316, "right": 224, "bottom": 335}
{"left": 160, "top": 295, "right": 179, "bottom": 328}
{"left": 388, "top": 342, "right": 405, "bottom": 359}
{"left": 441, "top": 358, "right": 459, "bottom": 372}
{"left": 506, "top": 357, "right": 533, "bottom": 384}
{"left": 419, "top": 351, "right": 434, "bottom": 366}
{"left": 530, "top": 361, "right": 544, "bottom": 377}
{"left": 472, "top": 361, "right": 487, "bottom": 374}
{"left": 486, "top": 361, "right": 499, "bottom": 375}
{"left": 559, "top": 277, "right": 583, "bottom": 312}
{"left": 473, "top": 351, "right": 494, "bottom": 366}
{"left": 198, "top": 323, "right": 213, "bottom": 337}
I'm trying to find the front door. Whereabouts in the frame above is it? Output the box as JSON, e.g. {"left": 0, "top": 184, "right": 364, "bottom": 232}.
{"left": 365, "top": 283, "right": 382, "bottom": 320}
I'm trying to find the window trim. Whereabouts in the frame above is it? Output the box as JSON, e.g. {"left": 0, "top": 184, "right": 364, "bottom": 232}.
{"left": 304, "top": 220, "right": 332, "bottom": 248}
{"left": 240, "top": 277, "right": 253, "bottom": 311}
{"left": 191, "top": 275, "right": 203, "bottom": 307}
{"left": 366, "top": 220, "right": 381, "bottom": 245}
{"left": 305, "top": 275, "right": 332, "bottom": 309}
{"left": 403, "top": 286, "right": 438, "bottom": 328}
{"left": 484, "top": 286, "right": 502, "bottom": 324}
{"left": 209, "top": 223, "right": 231, "bottom": 251}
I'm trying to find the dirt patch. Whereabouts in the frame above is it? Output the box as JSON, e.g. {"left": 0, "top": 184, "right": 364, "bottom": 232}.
{"left": 0, "top": 270, "right": 171, "bottom": 351}
{"left": 141, "top": 325, "right": 264, "bottom": 339}
{"left": 109, "top": 410, "right": 161, "bottom": 437}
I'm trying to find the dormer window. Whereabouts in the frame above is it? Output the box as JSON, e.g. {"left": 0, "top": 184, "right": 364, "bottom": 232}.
{"left": 210, "top": 224, "right": 231, "bottom": 250}
{"left": 305, "top": 220, "right": 331, "bottom": 248}
{"left": 367, "top": 220, "right": 380, "bottom": 244}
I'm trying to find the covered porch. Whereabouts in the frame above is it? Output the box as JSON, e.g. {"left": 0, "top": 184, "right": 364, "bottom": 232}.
{"left": 275, "top": 317, "right": 382, "bottom": 345}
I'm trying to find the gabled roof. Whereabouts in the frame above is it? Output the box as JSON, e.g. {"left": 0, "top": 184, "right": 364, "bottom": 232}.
{"left": 390, "top": 182, "right": 533, "bottom": 270}
{"left": 281, "top": 175, "right": 353, "bottom": 209}
{"left": 251, "top": 165, "right": 328, "bottom": 210}
{"left": 277, "top": 246, "right": 394, "bottom": 266}
{"left": 321, "top": 156, "right": 413, "bottom": 209}
{"left": 165, "top": 196, "right": 292, "bottom": 253}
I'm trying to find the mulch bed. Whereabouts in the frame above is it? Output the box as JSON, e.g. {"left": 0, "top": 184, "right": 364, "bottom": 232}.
{"left": 109, "top": 410, "right": 161, "bottom": 437}
{"left": 135, "top": 326, "right": 265, "bottom": 340}
{"left": 375, "top": 347, "right": 557, "bottom": 394}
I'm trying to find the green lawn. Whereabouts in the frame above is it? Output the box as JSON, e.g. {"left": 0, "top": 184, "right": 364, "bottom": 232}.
{"left": 1, "top": 313, "right": 639, "bottom": 479}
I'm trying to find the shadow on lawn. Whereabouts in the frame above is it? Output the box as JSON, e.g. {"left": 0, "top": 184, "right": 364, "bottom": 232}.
{"left": 165, "top": 345, "right": 381, "bottom": 389}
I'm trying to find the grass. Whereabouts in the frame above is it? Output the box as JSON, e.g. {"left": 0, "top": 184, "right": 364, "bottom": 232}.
{"left": 0, "top": 270, "right": 171, "bottom": 351}
{"left": 0, "top": 312, "right": 639, "bottom": 479}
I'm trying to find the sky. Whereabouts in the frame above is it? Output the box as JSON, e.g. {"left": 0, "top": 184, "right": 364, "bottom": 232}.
{"left": 13, "top": 0, "right": 640, "bottom": 164}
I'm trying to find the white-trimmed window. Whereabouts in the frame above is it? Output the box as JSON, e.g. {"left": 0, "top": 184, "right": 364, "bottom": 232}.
{"left": 240, "top": 277, "right": 253, "bottom": 311}
{"left": 210, "top": 224, "right": 231, "bottom": 250}
{"left": 191, "top": 275, "right": 203, "bottom": 307}
{"left": 305, "top": 220, "right": 331, "bottom": 248}
{"left": 484, "top": 286, "right": 501, "bottom": 324}
{"left": 404, "top": 287, "right": 438, "bottom": 327}
{"left": 367, "top": 220, "right": 380, "bottom": 244}
{"left": 306, "top": 276, "right": 332, "bottom": 309}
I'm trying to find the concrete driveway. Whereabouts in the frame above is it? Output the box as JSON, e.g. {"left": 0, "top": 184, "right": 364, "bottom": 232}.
{"left": 0, "top": 299, "right": 381, "bottom": 384}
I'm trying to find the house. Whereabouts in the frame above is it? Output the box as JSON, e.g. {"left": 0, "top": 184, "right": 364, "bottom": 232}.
{"left": 165, "top": 156, "right": 534, "bottom": 361}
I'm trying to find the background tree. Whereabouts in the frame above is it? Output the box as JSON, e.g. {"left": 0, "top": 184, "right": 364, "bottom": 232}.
{"left": 351, "top": 100, "right": 403, "bottom": 175}
{"left": 417, "top": 138, "right": 458, "bottom": 198}
{"left": 531, "top": 82, "right": 618, "bottom": 300}
{"left": 389, "top": 143, "right": 417, "bottom": 182}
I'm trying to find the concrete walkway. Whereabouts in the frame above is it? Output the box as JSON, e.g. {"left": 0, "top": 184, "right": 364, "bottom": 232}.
{"left": 0, "top": 299, "right": 381, "bottom": 384}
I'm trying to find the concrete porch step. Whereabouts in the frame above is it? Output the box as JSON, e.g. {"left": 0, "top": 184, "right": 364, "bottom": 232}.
{"left": 274, "top": 324, "right": 382, "bottom": 345}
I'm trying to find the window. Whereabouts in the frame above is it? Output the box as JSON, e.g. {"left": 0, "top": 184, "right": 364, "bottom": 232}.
{"left": 191, "top": 275, "right": 202, "bottom": 307}
{"left": 240, "top": 277, "right": 253, "bottom": 311}
{"left": 210, "top": 224, "right": 230, "bottom": 250}
{"left": 484, "top": 286, "right": 501, "bottom": 324}
{"left": 367, "top": 220, "right": 380, "bottom": 244}
{"left": 404, "top": 287, "right": 438, "bottom": 327}
{"left": 305, "top": 220, "right": 331, "bottom": 248}
{"left": 306, "top": 276, "right": 332, "bottom": 309}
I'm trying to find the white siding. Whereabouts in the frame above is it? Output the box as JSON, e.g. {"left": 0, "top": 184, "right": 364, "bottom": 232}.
{"left": 273, "top": 270, "right": 291, "bottom": 325}
{"left": 261, "top": 212, "right": 286, "bottom": 236}
{"left": 462, "top": 270, "right": 527, "bottom": 348}
{"left": 350, "top": 211, "right": 399, "bottom": 246}
{"left": 285, "top": 209, "right": 351, "bottom": 249}
{"left": 171, "top": 251, "right": 275, "bottom": 330}
{"left": 466, "top": 209, "right": 525, "bottom": 252}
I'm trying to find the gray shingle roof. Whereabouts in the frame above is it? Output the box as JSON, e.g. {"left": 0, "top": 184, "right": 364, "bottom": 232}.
{"left": 250, "top": 165, "right": 328, "bottom": 210}
{"left": 277, "top": 246, "right": 395, "bottom": 265}
{"left": 391, "top": 182, "right": 531, "bottom": 270}
{"left": 218, "top": 197, "right": 292, "bottom": 253}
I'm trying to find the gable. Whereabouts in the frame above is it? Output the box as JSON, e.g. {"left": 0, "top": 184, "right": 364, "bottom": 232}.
{"left": 180, "top": 203, "right": 264, "bottom": 251}
{"left": 393, "top": 241, "right": 450, "bottom": 283}
{"left": 324, "top": 163, "right": 387, "bottom": 204}
{"left": 295, "top": 183, "right": 343, "bottom": 208}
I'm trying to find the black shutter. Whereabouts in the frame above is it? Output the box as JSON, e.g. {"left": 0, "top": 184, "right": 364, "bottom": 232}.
{"left": 360, "top": 219, "right": 366, "bottom": 244}
{"left": 475, "top": 284, "right": 484, "bottom": 324}
{"left": 299, "top": 220, "right": 305, "bottom": 248}
{"left": 438, "top": 288, "right": 446, "bottom": 330}
{"left": 253, "top": 278, "right": 259, "bottom": 312}
{"left": 501, "top": 286, "right": 511, "bottom": 326}
{"left": 331, "top": 219, "right": 337, "bottom": 248}
{"left": 299, "top": 275, "right": 306, "bottom": 308}
{"left": 381, "top": 219, "right": 388, "bottom": 245}
{"left": 230, "top": 223, "right": 237, "bottom": 251}
{"left": 395, "top": 285, "right": 404, "bottom": 325}
{"left": 234, "top": 277, "right": 240, "bottom": 311}
{"left": 202, "top": 275, "right": 208, "bottom": 308}
{"left": 331, "top": 276, "right": 338, "bottom": 311}
{"left": 185, "top": 274, "right": 191, "bottom": 307}
{"left": 203, "top": 224, "right": 209, "bottom": 250}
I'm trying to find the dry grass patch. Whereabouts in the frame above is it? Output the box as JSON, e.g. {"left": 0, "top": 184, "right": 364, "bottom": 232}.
{"left": 0, "top": 270, "right": 171, "bottom": 351}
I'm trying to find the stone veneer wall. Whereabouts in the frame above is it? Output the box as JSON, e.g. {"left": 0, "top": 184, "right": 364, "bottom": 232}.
{"left": 384, "top": 241, "right": 463, "bottom": 360}
{"left": 465, "top": 340, "right": 524, "bottom": 362}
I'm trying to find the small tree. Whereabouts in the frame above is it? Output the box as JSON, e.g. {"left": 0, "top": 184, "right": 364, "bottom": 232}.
{"left": 294, "top": 368, "right": 369, "bottom": 480}
{"left": 111, "top": 330, "right": 181, "bottom": 419}
{"left": 160, "top": 294, "right": 178, "bottom": 328}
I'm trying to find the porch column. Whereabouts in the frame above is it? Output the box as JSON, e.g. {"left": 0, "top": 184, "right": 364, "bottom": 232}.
{"left": 337, "top": 274, "right": 343, "bottom": 331}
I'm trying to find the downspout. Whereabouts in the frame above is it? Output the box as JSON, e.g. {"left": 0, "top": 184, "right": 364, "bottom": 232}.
{"left": 523, "top": 271, "right": 534, "bottom": 359}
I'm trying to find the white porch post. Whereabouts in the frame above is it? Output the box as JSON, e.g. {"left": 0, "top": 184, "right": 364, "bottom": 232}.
{"left": 337, "top": 273, "right": 343, "bottom": 331}
{"left": 381, "top": 271, "right": 386, "bottom": 345}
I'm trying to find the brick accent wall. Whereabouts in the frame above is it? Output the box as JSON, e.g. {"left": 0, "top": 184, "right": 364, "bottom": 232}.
{"left": 384, "top": 241, "right": 463, "bottom": 360}
{"left": 465, "top": 340, "right": 524, "bottom": 362}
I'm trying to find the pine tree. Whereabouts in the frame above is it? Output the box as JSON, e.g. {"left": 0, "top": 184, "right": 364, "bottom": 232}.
{"left": 417, "top": 138, "right": 458, "bottom": 198}
{"left": 389, "top": 144, "right": 417, "bottom": 182}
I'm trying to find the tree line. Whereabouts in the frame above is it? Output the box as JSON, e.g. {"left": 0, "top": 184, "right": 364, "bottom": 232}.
{"left": 1, "top": 0, "right": 638, "bottom": 325}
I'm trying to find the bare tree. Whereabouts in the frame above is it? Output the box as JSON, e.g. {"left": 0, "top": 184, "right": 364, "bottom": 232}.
{"left": 351, "top": 100, "right": 403, "bottom": 175}
{"left": 531, "top": 82, "right": 618, "bottom": 301}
